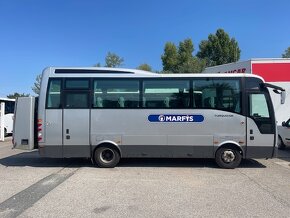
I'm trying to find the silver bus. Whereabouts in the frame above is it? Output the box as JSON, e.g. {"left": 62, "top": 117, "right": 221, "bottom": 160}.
{"left": 13, "top": 67, "right": 285, "bottom": 168}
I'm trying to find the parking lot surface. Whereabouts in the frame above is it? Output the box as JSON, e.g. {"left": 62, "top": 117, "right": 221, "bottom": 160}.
{"left": 1, "top": 137, "right": 290, "bottom": 218}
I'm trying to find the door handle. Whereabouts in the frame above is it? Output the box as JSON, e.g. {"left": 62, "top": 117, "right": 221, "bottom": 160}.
{"left": 66, "top": 129, "right": 69, "bottom": 134}
{"left": 66, "top": 135, "right": 70, "bottom": 140}
{"left": 250, "top": 129, "right": 253, "bottom": 134}
{"left": 250, "top": 136, "right": 254, "bottom": 140}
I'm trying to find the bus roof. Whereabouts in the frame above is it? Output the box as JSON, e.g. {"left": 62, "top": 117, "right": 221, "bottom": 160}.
{"left": 42, "top": 67, "right": 265, "bottom": 81}
{"left": 0, "top": 98, "right": 15, "bottom": 102}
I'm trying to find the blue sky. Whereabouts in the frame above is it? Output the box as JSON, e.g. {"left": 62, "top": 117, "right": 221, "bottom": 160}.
{"left": 0, "top": 0, "right": 289, "bottom": 96}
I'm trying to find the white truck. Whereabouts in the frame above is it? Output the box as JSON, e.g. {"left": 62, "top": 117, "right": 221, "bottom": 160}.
{"left": 277, "top": 118, "right": 290, "bottom": 149}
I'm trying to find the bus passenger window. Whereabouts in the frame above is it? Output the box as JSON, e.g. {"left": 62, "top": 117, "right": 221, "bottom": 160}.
{"left": 93, "top": 80, "right": 140, "bottom": 108}
{"left": 193, "top": 79, "right": 241, "bottom": 113}
{"left": 64, "top": 92, "right": 89, "bottom": 108}
{"left": 47, "top": 80, "right": 61, "bottom": 108}
{"left": 143, "top": 80, "right": 190, "bottom": 109}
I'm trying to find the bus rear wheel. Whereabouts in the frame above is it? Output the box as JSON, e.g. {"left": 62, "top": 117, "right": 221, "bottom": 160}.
{"left": 94, "top": 146, "right": 120, "bottom": 168}
{"left": 215, "top": 147, "right": 242, "bottom": 169}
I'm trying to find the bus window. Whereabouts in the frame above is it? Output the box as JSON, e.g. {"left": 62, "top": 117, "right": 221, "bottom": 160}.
{"left": 143, "top": 80, "right": 190, "bottom": 108}
{"left": 249, "top": 94, "right": 270, "bottom": 118}
{"left": 193, "top": 79, "right": 241, "bottom": 113}
{"left": 47, "top": 80, "right": 61, "bottom": 108}
{"left": 93, "top": 80, "right": 140, "bottom": 108}
{"left": 64, "top": 92, "right": 89, "bottom": 108}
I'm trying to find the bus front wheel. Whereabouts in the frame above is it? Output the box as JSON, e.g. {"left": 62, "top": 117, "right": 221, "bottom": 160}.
{"left": 94, "top": 146, "right": 120, "bottom": 168}
{"left": 215, "top": 147, "right": 242, "bottom": 169}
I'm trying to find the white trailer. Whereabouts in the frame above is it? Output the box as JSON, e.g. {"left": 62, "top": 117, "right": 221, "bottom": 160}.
{"left": 203, "top": 58, "right": 290, "bottom": 124}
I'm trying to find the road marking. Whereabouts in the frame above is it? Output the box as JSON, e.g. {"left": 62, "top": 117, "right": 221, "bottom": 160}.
{"left": 0, "top": 168, "right": 78, "bottom": 218}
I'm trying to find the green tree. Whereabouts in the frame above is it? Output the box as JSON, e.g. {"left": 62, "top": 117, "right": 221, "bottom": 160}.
{"left": 282, "top": 47, "right": 290, "bottom": 58}
{"left": 32, "top": 74, "right": 42, "bottom": 95}
{"left": 7, "top": 93, "right": 30, "bottom": 99}
{"left": 161, "top": 42, "right": 179, "bottom": 72}
{"left": 177, "top": 57, "right": 206, "bottom": 74}
{"left": 161, "top": 39, "right": 205, "bottom": 73}
{"left": 178, "top": 38, "right": 194, "bottom": 64}
{"left": 197, "top": 28, "right": 241, "bottom": 67}
{"left": 105, "top": 52, "right": 124, "bottom": 68}
{"left": 137, "top": 63, "right": 152, "bottom": 72}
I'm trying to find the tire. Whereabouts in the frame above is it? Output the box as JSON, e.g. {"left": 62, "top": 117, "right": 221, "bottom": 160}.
{"left": 277, "top": 136, "right": 286, "bottom": 150}
{"left": 215, "top": 147, "right": 242, "bottom": 169}
{"left": 4, "top": 128, "right": 7, "bottom": 137}
{"left": 94, "top": 146, "right": 120, "bottom": 168}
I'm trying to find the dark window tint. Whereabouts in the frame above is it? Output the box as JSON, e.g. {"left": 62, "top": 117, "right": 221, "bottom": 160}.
{"left": 65, "top": 79, "right": 89, "bottom": 89}
{"left": 64, "top": 92, "right": 89, "bottom": 108}
{"left": 143, "top": 80, "right": 190, "bottom": 108}
{"left": 4, "top": 101, "right": 15, "bottom": 114}
{"left": 93, "top": 80, "right": 140, "bottom": 108}
{"left": 47, "top": 80, "right": 61, "bottom": 108}
{"left": 193, "top": 79, "right": 241, "bottom": 113}
{"left": 245, "top": 77, "right": 262, "bottom": 90}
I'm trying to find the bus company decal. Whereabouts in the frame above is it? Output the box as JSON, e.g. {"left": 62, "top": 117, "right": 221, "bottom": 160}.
{"left": 148, "top": 114, "right": 204, "bottom": 123}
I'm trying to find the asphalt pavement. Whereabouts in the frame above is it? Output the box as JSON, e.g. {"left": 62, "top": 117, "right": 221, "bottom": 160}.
{"left": 1, "top": 137, "right": 290, "bottom": 218}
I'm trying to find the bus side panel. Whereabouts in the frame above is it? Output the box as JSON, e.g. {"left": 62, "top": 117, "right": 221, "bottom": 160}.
{"left": 90, "top": 109, "right": 245, "bottom": 158}
{"left": 39, "top": 110, "right": 63, "bottom": 157}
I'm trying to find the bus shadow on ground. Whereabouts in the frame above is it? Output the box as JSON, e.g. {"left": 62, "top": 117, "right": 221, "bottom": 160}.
{"left": 0, "top": 150, "right": 266, "bottom": 168}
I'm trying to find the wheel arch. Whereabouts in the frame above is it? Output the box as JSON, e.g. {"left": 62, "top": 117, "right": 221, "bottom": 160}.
{"left": 92, "top": 140, "right": 122, "bottom": 157}
{"left": 215, "top": 141, "right": 244, "bottom": 159}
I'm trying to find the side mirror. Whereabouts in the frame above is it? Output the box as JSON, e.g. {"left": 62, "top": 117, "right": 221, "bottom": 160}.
{"left": 281, "top": 91, "right": 286, "bottom": 104}
{"left": 282, "top": 121, "right": 286, "bottom": 127}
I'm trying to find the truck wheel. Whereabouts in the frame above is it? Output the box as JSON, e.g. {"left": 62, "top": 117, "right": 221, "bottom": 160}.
{"left": 277, "top": 136, "right": 286, "bottom": 150}
{"left": 94, "top": 146, "right": 120, "bottom": 168}
{"left": 215, "top": 147, "right": 242, "bottom": 169}
{"left": 4, "top": 128, "right": 7, "bottom": 137}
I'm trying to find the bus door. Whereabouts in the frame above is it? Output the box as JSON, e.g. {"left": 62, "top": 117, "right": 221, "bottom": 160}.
{"left": 246, "top": 92, "right": 275, "bottom": 158}
{"left": 62, "top": 79, "right": 91, "bottom": 157}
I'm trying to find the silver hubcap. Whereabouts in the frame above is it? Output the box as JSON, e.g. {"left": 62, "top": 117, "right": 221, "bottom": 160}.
{"left": 100, "top": 148, "right": 114, "bottom": 163}
{"left": 222, "top": 150, "right": 236, "bottom": 163}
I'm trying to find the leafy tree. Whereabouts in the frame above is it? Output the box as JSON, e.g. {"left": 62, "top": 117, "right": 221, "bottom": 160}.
{"left": 177, "top": 57, "right": 206, "bottom": 74}
{"left": 32, "top": 74, "right": 42, "bottom": 95}
{"left": 137, "top": 63, "right": 152, "bottom": 72}
{"left": 161, "top": 42, "right": 179, "bottom": 72}
{"left": 197, "top": 28, "right": 241, "bottom": 67}
{"left": 105, "top": 52, "right": 124, "bottom": 68}
{"left": 161, "top": 39, "right": 205, "bottom": 73}
{"left": 178, "top": 38, "right": 194, "bottom": 64}
{"left": 282, "top": 47, "right": 290, "bottom": 58}
{"left": 7, "top": 93, "right": 30, "bottom": 99}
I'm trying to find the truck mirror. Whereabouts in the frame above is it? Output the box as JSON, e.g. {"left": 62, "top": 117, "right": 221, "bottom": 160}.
{"left": 281, "top": 90, "right": 286, "bottom": 104}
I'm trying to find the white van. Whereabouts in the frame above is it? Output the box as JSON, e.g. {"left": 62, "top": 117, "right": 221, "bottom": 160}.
{"left": 277, "top": 118, "right": 290, "bottom": 149}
